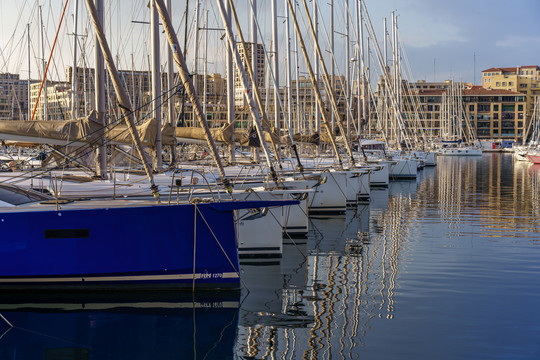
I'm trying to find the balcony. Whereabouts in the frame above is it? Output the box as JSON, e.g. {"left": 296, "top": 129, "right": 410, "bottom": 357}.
{"left": 477, "top": 122, "right": 491, "bottom": 129}
{"left": 501, "top": 113, "right": 515, "bottom": 120}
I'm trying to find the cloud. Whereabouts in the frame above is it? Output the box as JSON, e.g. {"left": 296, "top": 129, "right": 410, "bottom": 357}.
{"left": 496, "top": 36, "right": 540, "bottom": 48}
{"left": 402, "top": 22, "right": 467, "bottom": 48}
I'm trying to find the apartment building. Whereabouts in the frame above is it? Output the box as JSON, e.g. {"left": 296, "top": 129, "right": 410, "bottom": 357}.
{"left": 0, "top": 73, "right": 31, "bottom": 120}
{"left": 481, "top": 65, "right": 539, "bottom": 124}
{"left": 234, "top": 42, "right": 266, "bottom": 108}
{"left": 401, "top": 83, "right": 526, "bottom": 142}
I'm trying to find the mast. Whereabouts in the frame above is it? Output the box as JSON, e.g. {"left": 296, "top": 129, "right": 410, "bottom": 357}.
{"left": 285, "top": 2, "right": 293, "bottom": 133}
{"left": 383, "top": 17, "right": 388, "bottom": 140}
{"left": 151, "top": 0, "right": 163, "bottom": 169}
{"left": 330, "top": 0, "right": 335, "bottom": 131}
{"left": 85, "top": 0, "right": 160, "bottom": 199}
{"left": 294, "top": 0, "right": 300, "bottom": 135}
{"left": 251, "top": 0, "right": 260, "bottom": 163}
{"left": 153, "top": 0, "right": 234, "bottom": 192}
{"left": 271, "top": 0, "right": 280, "bottom": 158}
{"left": 345, "top": 0, "right": 350, "bottom": 138}
{"left": 202, "top": 9, "right": 208, "bottom": 118}
{"left": 27, "top": 23, "right": 31, "bottom": 121}
{"left": 39, "top": 6, "right": 47, "bottom": 121}
{"left": 358, "top": 0, "right": 365, "bottom": 138}
{"left": 226, "top": 0, "right": 235, "bottom": 163}
{"left": 313, "top": 0, "right": 320, "bottom": 134}
{"left": 367, "top": 35, "right": 371, "bottom": 138}
{"left": 95, "top": 0, "right": 107, "bottom": 179}
{"left": 71, "top": 0, "right": 79, "bottom": 119}
{"left": 192, "top": 0, "right": 200, "bottom": 126}
{"left": 166, "top": 0, "right": 175, "bottom": 126}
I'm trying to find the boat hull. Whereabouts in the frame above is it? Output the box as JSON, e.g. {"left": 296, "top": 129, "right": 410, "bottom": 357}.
{"left": 527, "top": 154, "right": 540, "bottom": 164}
{"left": 0, "top": 201, "right": 294, "bottom": 290}
{"left": 437, "top": 148, "right": 482, "bottom": 156}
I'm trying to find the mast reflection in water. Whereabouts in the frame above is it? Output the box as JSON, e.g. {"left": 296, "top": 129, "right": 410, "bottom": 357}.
{"left": 235, "top": 154, "right": 540, "bottom": 360}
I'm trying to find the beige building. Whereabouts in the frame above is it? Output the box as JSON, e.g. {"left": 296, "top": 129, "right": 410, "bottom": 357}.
{"left": 481, "top": 65, "right": 539, "bottom": 127}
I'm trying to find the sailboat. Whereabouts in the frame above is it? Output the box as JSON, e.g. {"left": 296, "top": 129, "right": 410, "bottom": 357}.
{"left": 437, "top": 82, "right": 482, "bottom": 156}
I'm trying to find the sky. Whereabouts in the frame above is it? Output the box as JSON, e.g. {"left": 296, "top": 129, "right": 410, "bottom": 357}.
{"left": 0, "top": 0, "right": 539, "bottom": 86}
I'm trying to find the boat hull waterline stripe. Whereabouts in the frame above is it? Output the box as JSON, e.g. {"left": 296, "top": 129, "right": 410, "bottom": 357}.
{"left": 0, "top": 272, "right": 239, "bottom": 283}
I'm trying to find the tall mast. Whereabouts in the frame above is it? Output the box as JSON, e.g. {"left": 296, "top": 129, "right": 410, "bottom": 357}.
{"left": 358, "top": 0, "right": 365, "bottom": 138}
{"left": 27, "top": 23, "right": 31, "bottom": 121}
{"left": 71, "top": 0, "right": 79, "bottom": 119}
{"left": 251, "top": 0, "right": 259, "bottom": 163}
{"left": 285, "top": 2, "right": 293, "bottom": 133}
{"left": 39, "top": 6, "right": 47, "bottom": 120}
{"left": 366, "top": 35, "right": 371, "bottom": 138}
{"left": 202, "top": 9, "right": 208, "bottom": 118}
{"left": 293, "top": 0, "right": 301, "bottom": 134}
{"left": 95, "top": 0, "right": 107, "bottom": 179}
{"left": 166, "top": 0, "right": 174, "bottom": 126}
{"left": 345, "top": 0, "right": 350, "bottom": 138}
{"left": 166, "top": 0, "right": 176, "bottom": 164}
{"left": 313, "top": 0, "right": 319, "bottom": 134}
{"left": 226, "top": 0, "right": 235, "bottom": 163}
{"left": 271, "top": 0, "right": 280, "bottom": 158}
{"left": 192, "top": 0, "right": 200, "bottom": 126}
{"left": 330, "top": 0, "right": 335, "bottom": 131}
{"left": 151, "top": 0, "right": 163, "bottom": 169}
{"left": 383, "top": 17, "right": 388, "bottom": 139}
{"left": 85, "top": 0, "right": 159, "bottom": 198}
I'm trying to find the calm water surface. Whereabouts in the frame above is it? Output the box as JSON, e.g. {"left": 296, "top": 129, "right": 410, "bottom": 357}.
{"left": 1, "top": 154, "right": 539, "bottom": 359}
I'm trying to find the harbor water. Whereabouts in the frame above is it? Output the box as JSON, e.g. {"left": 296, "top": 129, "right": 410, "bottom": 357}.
{"left": 1, "top": 153, "right": 539, "bottom": 359}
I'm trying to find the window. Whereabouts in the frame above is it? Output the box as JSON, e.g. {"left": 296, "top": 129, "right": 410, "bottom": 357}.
{"left": 520, "top": 83, "right": 527, "bottom": 88}
{"left": 469, "top": 105, "right": 474, "bottom": 111}
{"left": 493, "top": 104, "right": 499, "bottom": 111}
{"left": 518, "top": 105, "right": 523, "bottom": 111}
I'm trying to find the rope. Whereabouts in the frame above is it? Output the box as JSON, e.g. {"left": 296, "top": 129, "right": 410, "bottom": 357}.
{"left": 194, "top": 204, "right": 249, "bottom": 291}
{"left": 325, "top": 170, "right": 348, "bottom": 200}
{"left": 31, "top": 0, "right": 70, "bottom": 121}
{"left": 244, "top": 188, "right": 307, "bottom": 260}
{"left": 192, "top": 204, "right": 197, "bottom": 292}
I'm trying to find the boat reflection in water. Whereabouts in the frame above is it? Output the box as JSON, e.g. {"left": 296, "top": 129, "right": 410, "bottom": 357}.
{"left": 234, "top": 194, "right": 412, "bottom": 359}
{"left": 0, "top": 291, "right": 239, "bottom": 360}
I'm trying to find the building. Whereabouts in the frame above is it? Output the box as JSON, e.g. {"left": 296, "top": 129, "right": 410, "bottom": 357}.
{"left": 400, "top": 81, "right": 527, "bottom": 142}
{"left": 234, "top": 42, "right": 265, "bottom": 108}
{"left": 0, "top": 73, "right": 32, "bottom": 120}
{"left": 481, "top": 65, "right": 540, "bottom": 130}
{"left": 30, "top": 66, "right": 183, "bottom": 122}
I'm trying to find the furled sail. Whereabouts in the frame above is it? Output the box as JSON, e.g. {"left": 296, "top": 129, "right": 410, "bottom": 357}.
{"left": 0, "top": 111, "right": 102, "bottom": 146}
